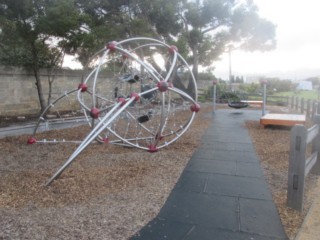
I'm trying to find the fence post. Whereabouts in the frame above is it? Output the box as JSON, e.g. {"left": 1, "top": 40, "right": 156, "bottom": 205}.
{"left": 301, "top": 98, "right": 305, "bottom": 114}
{"left": 318, "top": 101, "right": 320, "bottom": 115}
{"left": 291, "top": 96, "right": 294, "bottom": 108}
{"left": 312, "top": 101, "right": 317, "bottom": 118}
{"left": 287, "top": 125, "right": 307, "bottom": 211}
{"left": 311, "top": 115, "right": 320, "bottom": 174}
{"left": 306, "top": 99, "right": 311, "bottom": 118}
{"left": 262, "top": 81, "right": 267, "bottom": 116}
{"left": 295, "top": 97, "right": 299, "bottom": 111}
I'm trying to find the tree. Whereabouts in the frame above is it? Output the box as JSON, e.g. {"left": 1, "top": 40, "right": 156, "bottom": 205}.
{"left": 235, "top": 76, "right": 244, "bottom": 83}
{"left": 66, "top": 0, "right": 129, "bottom": 66}
{"left": 161, "top": 0, "right": 273, "bottom": 80}
{"left": 70, "top": 0, "right": 180, "bottom": 66}
{"left": 163, "top": 0, "right": 276, "bottom": 79}
{"left": 61, "top": 0, "right": 276, "bottom": 98}
{"left": 239, "top": 82, "right": 260, "bottom": 94}
{"left": 265, "top": 78, "right": 293, "bottom": 93}
{"left": 120, "top": 0, "right": 276, "bottom": 97}
{"left": 0, "top": 0, "right": 276, "bottom": 111}
{"left": 0, "top": 0, "right": 86, "bottom": 112}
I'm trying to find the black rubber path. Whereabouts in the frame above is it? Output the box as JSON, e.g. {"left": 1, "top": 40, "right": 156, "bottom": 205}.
{"left": 131, "top": 109, "right": 288, "bottom": 240}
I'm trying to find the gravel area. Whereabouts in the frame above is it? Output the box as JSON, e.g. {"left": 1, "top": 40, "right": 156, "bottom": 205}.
{"left": 0, "top": 104, "right": 212, "bottom": 240}
{"left": 246, "top": 107, "right": 319, "bottom": 240}
{"left": 0, "top": 104, "right": 318, "bottom": 239}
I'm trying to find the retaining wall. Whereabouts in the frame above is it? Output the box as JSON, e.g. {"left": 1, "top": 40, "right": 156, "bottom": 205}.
{"left": 0, "top": 66, "right": 84, "bottom": 116}
{"left": 0, "top": 66, "right": 212, "bottom": 116}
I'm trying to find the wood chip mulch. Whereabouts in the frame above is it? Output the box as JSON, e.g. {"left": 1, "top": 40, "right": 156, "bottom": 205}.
{"left": 0, "top": 104, "right": 318, "bottom": 240}
{"left": 0, "top": 105, "right": 212, "bottom": 240}
{"left": 246, "top": 107, "right": 319, "bottom": 240}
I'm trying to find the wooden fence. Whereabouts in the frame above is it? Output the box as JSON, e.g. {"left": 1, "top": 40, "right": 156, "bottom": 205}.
{"left": 287, "top": 115, "right": 320, "bottom": 211}
{"left": 200, "top": 89, "right": 320, "bottom": 118}
{"left": 249, "top": 95, "right": 320, "bottom": 119}
{"left": 290, "top": 96, "right": 320, "bottom": 119}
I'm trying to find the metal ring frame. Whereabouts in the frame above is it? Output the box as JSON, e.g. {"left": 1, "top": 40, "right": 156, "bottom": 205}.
{"left": 29, "top": 37, "right": 199, "bottom": 186}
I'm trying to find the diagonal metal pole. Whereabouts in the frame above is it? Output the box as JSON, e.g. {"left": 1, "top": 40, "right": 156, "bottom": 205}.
{"left": 45, "top": 97, "right": 136, "bottom": 186}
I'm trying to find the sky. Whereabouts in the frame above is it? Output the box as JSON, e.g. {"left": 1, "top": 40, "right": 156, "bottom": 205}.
{"left": 64, "top": 0, "right": 320, "bottom": 81}
{"left": 213, "top": 0, "right": 320, "bottom": 81}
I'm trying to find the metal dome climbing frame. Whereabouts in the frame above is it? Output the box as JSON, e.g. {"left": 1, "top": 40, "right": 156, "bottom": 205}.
{"left": 28, "top": 37, "right": 200, "bottom": 186}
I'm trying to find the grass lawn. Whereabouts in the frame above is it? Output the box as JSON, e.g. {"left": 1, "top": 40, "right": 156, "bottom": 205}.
{"left": 274, "top": 90, "right": 320, "bottom": 100}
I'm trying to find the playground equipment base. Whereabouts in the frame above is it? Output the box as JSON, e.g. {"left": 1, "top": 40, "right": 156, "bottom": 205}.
{"left": 260, "top": 113, "right": 306, "bottom": 128}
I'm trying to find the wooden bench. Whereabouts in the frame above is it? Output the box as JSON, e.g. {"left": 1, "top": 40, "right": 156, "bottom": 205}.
{"left": 260, "top": 113, "right": 306, "bottom": 128}
{"left": 241, "top": 100, "right": 263, "bottom": 107}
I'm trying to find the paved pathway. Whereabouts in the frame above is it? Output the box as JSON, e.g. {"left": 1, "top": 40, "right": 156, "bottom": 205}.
{"left": 0, "top": 118, "right": 86, "bottom": 139}
{"left": 131, "top": 109, "right": 288, "bottom": 240}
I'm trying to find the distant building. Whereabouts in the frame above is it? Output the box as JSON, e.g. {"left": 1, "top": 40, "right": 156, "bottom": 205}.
{"left": 296, "top": 81, "right": 313, "bottom": 90}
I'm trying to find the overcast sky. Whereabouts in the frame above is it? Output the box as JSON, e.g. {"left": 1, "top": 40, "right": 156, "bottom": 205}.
{"left": 64, "top": 1, "right": 320, "bottom": 81}
{"left": 213, "top": 0, "right": 320, "bottom": 81}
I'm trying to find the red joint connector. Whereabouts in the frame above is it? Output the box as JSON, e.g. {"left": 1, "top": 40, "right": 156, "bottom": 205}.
{"left": 190, "top": 103, "right": 201, "bottom": 113}
{"left": 260, "top": 79, "right": 267, "bottom": 85}
{"left": 168, "top": 45, "right": 178, "bottom": 54}
{"left": 90, "top": 108, "right": 100, "bottom": 119}
{"left": 102, "top": 137, "right": 109, "bottom": 144}
{"left": 118, "top": 97, "right": 126, "bottom": 106}
{"left": 106, "top": 41, "right": 117, "bottom": 52}
{"left": 27, "top": 137, "right": 37, "bottom": 144}
{"left": 131, "top": 92, "right": 140, "bottom": 101}
{"left": 78, "top": 83, "right": 88, "bottom": 92}
{"left": 148, "top": 144, "right": 158, "bottom": 153}
{"left": 157, "top": 81, "right": 169, "bottom": 92}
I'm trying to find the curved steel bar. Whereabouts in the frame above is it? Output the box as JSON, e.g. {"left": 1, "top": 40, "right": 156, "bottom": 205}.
{"left": 117, "top": 37, "right": 172, "bottom": 49}
{"left": 174, "top": 54, "right": 198, "bottom": 101}
{"left": 114, "top": 47, "right": 162, "bottom": 83}
{"left": 126, "top": 42, "right": 177, "bottom": 82}
{"left": 163, "top": 49, "right": 178, "bottom": 83}
{"left": 153, "top": 92, "right": 169, "bottom": 146}
{"left": 32, "top": 88, "right": 79, "bottom": 136}
{"left": 105, "top": 127, "right": 149, "bottom": 151}
{"left": 45, "top": 97, "right": 137, "bottom": 186}
{"left": 169, "top": 87, "right": 198, "bottom": 104}
{"left": 157, "top": 112, "right": 196, "bottom": 150}
{"left": 91, "top": 49, "right": 110, "bottom": 107}
{"left": 116, "top": 37, "right": 195, "bottom": 88}
{"left": 154, "top": 87, "right": 197, "bottom": 149}
{"left": 122, "top": 42, "right": 174, "bottom": 82}
{"left": 28, "top": 37, "right": 200, "bottom": 186}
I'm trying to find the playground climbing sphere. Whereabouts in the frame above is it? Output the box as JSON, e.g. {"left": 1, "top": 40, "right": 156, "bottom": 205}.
{"left": 28, "top": 37, "right": 199, "bottom": 186}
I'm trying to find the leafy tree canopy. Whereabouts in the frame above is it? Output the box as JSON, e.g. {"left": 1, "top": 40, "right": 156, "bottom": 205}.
{"left": 0, "top": 0, "right": 87, "bottom": 110}
{"left": 171, "top": 0, "right": 276, "bottom": 78}
{"left": 265, "top": 78, "right": 294, "bottom": 92}
{"left": 1, "top": 0, "right": 276, "bottom": 73}
{"left": 0, "top": 0, "right": 276, "bottom": 110}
